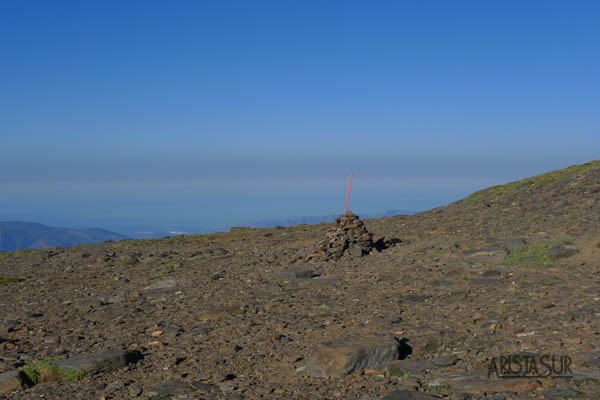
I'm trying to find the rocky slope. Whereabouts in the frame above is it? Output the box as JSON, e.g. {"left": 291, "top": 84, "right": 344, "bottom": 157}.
{"left": 1, "top": 160, "right": 600, "bottom": 399}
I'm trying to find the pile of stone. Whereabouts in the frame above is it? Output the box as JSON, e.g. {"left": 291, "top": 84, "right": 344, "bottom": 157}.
{"left": 306, "top": 211, "right": 375, "bottom": 260}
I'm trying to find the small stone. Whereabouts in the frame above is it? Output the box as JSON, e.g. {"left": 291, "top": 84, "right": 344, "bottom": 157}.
{"left": 129, "top": 386, "right": 143, "bottom": 397}
{"left": 105, "top": 380, "right": 124, "bottom": 393}
{"left": 211, "top": 271, "right": 224, "bottom": 280}
{"left": 505, "top": 237, "right": 526, "bottom": 253}
{"left": 349, "top": 248, "right": 363, "bottom": 257}
{"left": 219, "top": 383, "right": 236, "bottom": 391}
{"left": 107, "top": 293, "right": 125, "bottom": 304}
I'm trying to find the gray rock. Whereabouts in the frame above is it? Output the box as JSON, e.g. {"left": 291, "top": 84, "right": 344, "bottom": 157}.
{"left": 211, "top": 248, "right": 227, "bottom": 256}
{"left": 0, "top": 371, "right": 25, "bottom": 394}
{"left": 387, "top": 359, "right": 436, "bottom": 377}
{"left": 505, "top": 237, "right": 526, "bottom": 253}
{"left": 294, "top": 269, "right": 317, "bottom": 279}
{"left": 463, "top": 247, "right": 507, "bottom": 264}
{"left": 573, "top": 369, "right": 600, "bottom": 380}
{"left": 305, "top": 335, "right": 401, "bottom": 378}
{"left": 89, "top": 299, "right": 104, "bottom": 308}
{"left": 349, "top": 247, "right": 363, "bottom": 257}
{"left": 144, "top": 277, "right": 180, "bottom": 297}
{"left": 55, "top": 349, "right": 142, "bottom": 375}
{"left": 381, "top": 389, "right": 440, "bottom": 399}
{"left": 219, "top": 383, "right": 236, "bottom": 391}
{"left": 583, "top": 358, "right": 600, "bottom": 368}
{"left": 548, "top": 244, "right": 578, "bottom": 259}
{"left": 107, "top": 293, "right": 125, "bottom": 304}
{"left": 105, "top": 380, "right": 125, "bottom": 393}
{"left": 129, "top": 385, "right": 143, "bottom": 397}
{"left": 1, "top": 320, "right": 20, "bottom": 333}
{"left": 468, "top": 278, "right": 502, "bottom": 286}
{"left": 402, "top": 295, "right": 430, "bottom": 303}
{"left": 539, "top": 387, "right": 586, "bottom": 399}
{"left": 431, "top": 354, "right": 459, "bottom": 367}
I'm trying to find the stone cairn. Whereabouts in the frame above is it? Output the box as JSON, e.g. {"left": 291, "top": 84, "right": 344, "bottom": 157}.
{"left": 306, "top": 211, "right": 374, "bottom": 260}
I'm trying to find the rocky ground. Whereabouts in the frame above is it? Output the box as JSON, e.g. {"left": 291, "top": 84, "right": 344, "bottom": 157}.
{"left": 1, "top": 160, "right": 600, "bottom": 399}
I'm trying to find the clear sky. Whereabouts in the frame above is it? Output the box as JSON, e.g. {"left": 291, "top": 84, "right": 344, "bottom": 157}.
{"left": 2, "top": 1, "right": 599, "bottom": 234}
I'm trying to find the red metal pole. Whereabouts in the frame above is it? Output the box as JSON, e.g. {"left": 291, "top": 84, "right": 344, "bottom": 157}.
{"left": 344, "top": 172, "right": 353, "bottom": 214}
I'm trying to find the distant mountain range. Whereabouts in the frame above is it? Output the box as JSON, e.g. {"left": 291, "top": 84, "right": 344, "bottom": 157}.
{"left": 0, "top": 221, "right": 128, "bottom": 252}
{"left": 0, "top": 210, "right": 415, "bottom": 251}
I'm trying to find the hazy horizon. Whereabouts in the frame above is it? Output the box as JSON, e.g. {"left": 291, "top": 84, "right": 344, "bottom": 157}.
{"left": 2, "top": 1, "right": 599, "bottom": 235}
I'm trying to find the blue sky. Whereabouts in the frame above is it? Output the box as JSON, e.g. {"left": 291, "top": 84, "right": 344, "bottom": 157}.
{"left": 1, "top": 1, "right": 599, "bottom": 234}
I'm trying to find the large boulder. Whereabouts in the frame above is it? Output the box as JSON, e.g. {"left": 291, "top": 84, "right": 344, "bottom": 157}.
{"left": 305, "top": 335, "right": 401, "bottom": 378}
{"left": 0, "top": 371, "right": 25, "bottom": 394}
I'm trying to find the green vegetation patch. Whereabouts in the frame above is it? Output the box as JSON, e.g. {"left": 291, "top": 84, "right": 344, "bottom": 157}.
{"left": 425, "top": 384, "right": 453, "bottom": 393}
{"left": 498, "top": 303, "right": 511, "bottom": 312}
{"left": 467, "top": 160, "right": 600, "bottom": 202}
{"left": 150, "top": 261, "right": 176, "bottom": 279}
{"left": 386, "top": 365, "right": 404, "bottom": 377}
{"left": 505, "top": 239, "right": 572, "bottom": 268}
{"left": 0, "top": 276, "right": 25, "bottom": 285}
{"left": 21, "top": 359, "right": 86, "bottom": 384}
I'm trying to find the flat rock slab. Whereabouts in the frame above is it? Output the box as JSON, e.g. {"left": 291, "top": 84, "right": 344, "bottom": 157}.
{"left": 539, "top": 388, "right": 586, "bottom": 399}
{"left": 463, "top": 247, "right": 507, "bottom": 264}
{"left": 401, "top": 295, "right": 431, "bottom": 303}
{"left": 427, "top": 373, "right": 539, "bottom": 393}
{"left": 468, "top": 278, "right": 503, "bottom": 286}
{"left": 387, "top": 359, "right": 436, "bottom": 377}
{"left": 0, "top": 370, "right": 25, "bottom": 394}
{"left": 144, "top": 278, "right": 180, "bottom": 297}
{"left": 573, "top": 369, "right": 600, "bottom": 381}
{"left": 548, "top": 244, "right": 578, "bottom": 259}
{"left": 431, "top": 355, "right": 459, "bottom": 367}
{"left": 55, "top": 349, "right": 142, "bottom": 375}
{"left": 146, "top": 380, "right": 215, "bottom": 398}
{"left": 583, "top": 359, "right": 600, "bottom": 368}
{"left": 306, "top": 335, "right": 401, "bottom": 378}
{"left": 381, "top": 390, "right": 440, "bottom": 400}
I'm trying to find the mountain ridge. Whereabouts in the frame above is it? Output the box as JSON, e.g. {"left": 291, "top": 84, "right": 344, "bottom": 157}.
{"left": 0, "top": 221, "right": 128, "bottom": 252}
